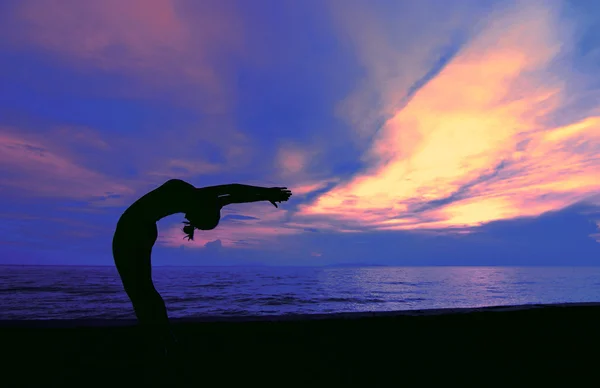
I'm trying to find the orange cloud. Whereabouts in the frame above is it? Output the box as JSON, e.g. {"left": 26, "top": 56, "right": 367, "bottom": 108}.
{"left": 298, "top": 2, "right": 600, "bottom": 233}
{"left": 328, "top": 0, "right": 488, "bottom": 145}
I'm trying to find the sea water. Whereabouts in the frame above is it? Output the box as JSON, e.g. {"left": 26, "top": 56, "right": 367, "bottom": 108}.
{"left": 1, "top": 265, "right": 600, "bottom": 319}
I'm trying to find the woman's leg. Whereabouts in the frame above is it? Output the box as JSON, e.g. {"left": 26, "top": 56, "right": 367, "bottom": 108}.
{"left": 112, "top": 223, "right": 175, "bottom": 354}
{"left": 112, "top": 221, "right": 167, "bottom": 326}
{"left": 114, "top": 251, "right": 166, "bottom": 326}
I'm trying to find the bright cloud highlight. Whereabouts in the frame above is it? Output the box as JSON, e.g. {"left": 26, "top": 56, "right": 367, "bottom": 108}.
{"left": 298, "top": 2, "right": 600, "bottom": 233}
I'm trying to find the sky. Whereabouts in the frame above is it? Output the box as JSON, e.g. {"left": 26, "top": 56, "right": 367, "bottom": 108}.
{"left": 0, "top": 0, "right": 599, "bottom": 267}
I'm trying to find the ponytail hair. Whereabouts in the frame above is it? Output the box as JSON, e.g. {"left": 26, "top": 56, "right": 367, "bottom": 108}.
{"left": 182, "top": 220, "right": 196, "bottom": 241}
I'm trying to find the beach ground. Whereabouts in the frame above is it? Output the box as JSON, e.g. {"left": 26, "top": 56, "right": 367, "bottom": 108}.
{"left": 3, "top": 303, "right": 599, "bottom": 386}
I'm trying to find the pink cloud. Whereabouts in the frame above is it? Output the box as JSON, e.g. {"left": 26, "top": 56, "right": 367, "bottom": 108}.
{"left": 0, "top": 123, "right": 242, "bottom": 209}
{"left": 157, "top": 198, "right": 311, "bottom": 249}
{"left": 296, "top": 2, "right": 600, "bottom": 234}
{"left": 151, "top": 174, "right": 332, "bottom": 251}
{"left": 2, "top": 1, "right": 261, "bottom": 188}
{"left": 6, "top": 0, "right": 247, "bottom": 110}
{"left": 292, "top": 179, "right": 339, "bottom": 196}
{"left": 0, "top": 128, "right": 134, "bottom": 202}
{"left": 277, "top": 144, "right": 309, "bottom": 176}
{"left": 53, "top": 126, "right": 110, "bottom": 150}
{"left": 159, "top": 216, "right": 300, "bottom": 249}
{"left": 271, "top": 140, "right": 341, "bottom": 198}
{"left": 14, "top": 0, "right": 187, "bottom": 66}
{"left": 272, "top": 137, "right": 340, "bottom": 184}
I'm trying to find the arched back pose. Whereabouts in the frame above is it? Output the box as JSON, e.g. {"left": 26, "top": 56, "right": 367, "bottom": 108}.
{"left": 112, "top": 179, "right": 292, "bottom": 351}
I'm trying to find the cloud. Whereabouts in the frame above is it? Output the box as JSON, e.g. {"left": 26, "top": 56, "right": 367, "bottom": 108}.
{"left": 292, "top": 181, "right": 332, "bottom": 196}
{"left": 158, "top": 201, "right": 303, "bottom": 249}
{"left": 156, "top": 174, "right": 345, "bottom": 250}
{"left": 297, "top": 1, "right": 600, "bottom": 235}
{"left": 159, "top": 218, "right": 301, "bottom": 249}
{"left": 327, "top": 0, "right": 494, "bottom": 145}
{"left": 2, "top": 0, "right": 264, "bottom": 189}
{"left": 292, "top": 204, "right": 600, "bottom": 265}
{"left": 0, "top": 119, "right": 254, "bottom": 214}
{"left": 52, "top": 126, "right": 111, "bottom": 150}
{"left": 0, "top": 128, "right": 134, "bottom": 202}
{"left": 4, "top": 0, "right": 248, "bottom": 111}
{"left": 277, "top": 144, "right": 310, "bottom": 176}
{"left": 221, "top": 214, "right": 260, "bottom": 222}
{"left": 146, "top": 159, "right": 224, "bottom": 180}
{"left": 591, "top": 220, "right": 600, "bottom": 243}
{"left": 203, "top": 239, "right": 223, "bottom": 252}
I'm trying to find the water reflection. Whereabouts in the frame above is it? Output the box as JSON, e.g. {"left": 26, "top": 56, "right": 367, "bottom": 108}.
{"left": 2, "top": 265, "right": 600, "bottom": 319}
{"left": 315, "top": 266, "right": 600, "bottom": 312}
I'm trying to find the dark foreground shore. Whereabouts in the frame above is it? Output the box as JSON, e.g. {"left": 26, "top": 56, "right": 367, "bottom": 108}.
{"left": 3, "top": 302, "right": 600, "bottom": 386}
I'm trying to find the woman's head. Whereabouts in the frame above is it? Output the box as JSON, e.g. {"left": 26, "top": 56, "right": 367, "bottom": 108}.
{"left": 181, "top": 202, "right": 221, "bottom": 241}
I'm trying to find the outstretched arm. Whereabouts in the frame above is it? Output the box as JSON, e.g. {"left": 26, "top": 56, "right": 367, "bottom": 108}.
{"left": 197, "top": 183, "right": 291, "bottom": 207}
{"left": 162, "top": 179, "right": 291, "bottom": 208}
{"left": 217, "top": 186, "right": 291, "bottom": 207}
{"left": 197, "top": 183, "right": 271, "bottom": 198}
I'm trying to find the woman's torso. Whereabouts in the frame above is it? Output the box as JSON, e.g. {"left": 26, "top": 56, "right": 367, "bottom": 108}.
{"left": 113, "top": 181, "right": 188, "bottom": 250}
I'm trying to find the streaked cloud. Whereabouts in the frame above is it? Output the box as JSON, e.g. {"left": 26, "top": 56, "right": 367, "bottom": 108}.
{"left": 298, "top": 1, "right": 600, "bottom": 234}
{"left": 2, "top": 0, "right": 260, "bottom": 190}
{"left": 1, "top": 0, "right": 599, "bottom": 265}
{"left": 328, "top": 0, "right": 491, "bottom": 145}
{"left": 0, "top": 128, "right": 133, "bottom": 202}
{"left": 292, "top": 179, "right": 340, "bottom": 196}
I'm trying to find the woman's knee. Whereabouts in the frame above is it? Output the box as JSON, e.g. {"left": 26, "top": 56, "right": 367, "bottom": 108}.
{"left": 129, "top": 289, "right": 168, "bottom": 324}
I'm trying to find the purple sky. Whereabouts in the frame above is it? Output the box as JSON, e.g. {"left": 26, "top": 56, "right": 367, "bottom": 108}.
{"left": 1, "top": 0, "right": 599, "bottom": 266}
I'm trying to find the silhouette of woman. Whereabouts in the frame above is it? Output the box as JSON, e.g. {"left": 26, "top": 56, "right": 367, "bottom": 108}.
{"left": 112, "top": 179, "right": 292, "bottom": 353}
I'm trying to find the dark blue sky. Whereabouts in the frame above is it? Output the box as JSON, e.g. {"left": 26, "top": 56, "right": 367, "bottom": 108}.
{"left": 0, "top": 0, "right": 599, "bottom": 266}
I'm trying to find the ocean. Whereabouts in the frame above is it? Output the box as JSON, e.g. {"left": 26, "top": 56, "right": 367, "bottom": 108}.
{"left": 1, "top": 265, "right": 600, "bottom": 320}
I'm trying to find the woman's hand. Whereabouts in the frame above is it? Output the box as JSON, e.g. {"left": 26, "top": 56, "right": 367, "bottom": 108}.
{"left": 266, "top": 187, "right": 292, "bottom": 208}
